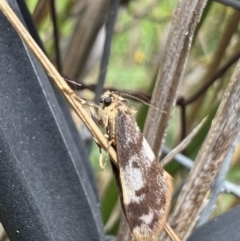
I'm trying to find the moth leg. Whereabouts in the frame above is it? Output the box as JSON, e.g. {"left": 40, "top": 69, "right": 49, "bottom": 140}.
{"left": 106, "top": 138, "right": 115, "bottom": 163}
{"left": 98, "top": 134, "right": 115, "bottom": 170}
{"left": 92, "top": 137, "right": 106, "bottom": 170}
{"left": 104, "top": 108, "right": 110, "bottom": 129}
{"left": 96, "top": 134, "right": 110, "bottom": 170}
{"left": 99, "top": 147, "right": 106, "bottom": 171}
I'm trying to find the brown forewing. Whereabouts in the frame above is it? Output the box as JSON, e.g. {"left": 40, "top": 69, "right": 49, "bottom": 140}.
{"left": 114, "top": 109, "right": 173, "bottom": 241}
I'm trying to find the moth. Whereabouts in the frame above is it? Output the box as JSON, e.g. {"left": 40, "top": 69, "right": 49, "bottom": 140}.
{"left": 91, "top": 91, "right": 173, "bottom": 241}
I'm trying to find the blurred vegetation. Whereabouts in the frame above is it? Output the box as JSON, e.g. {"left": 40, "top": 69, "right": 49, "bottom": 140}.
{"left": 25, "top": 0, "right": 240, "bottom": 238}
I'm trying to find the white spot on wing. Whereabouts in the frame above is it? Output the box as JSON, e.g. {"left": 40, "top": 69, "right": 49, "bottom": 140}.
{"left": 139, "top": 210, "right": 154, "bottom": 225}
{"left": 120, "top": 158, "right": 146, "bottom": 205}
{"left": 133, "top": 210, "right": 160, "bottom": 240}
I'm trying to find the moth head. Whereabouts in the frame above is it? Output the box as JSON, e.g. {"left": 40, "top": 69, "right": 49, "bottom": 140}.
{"left": 100, "top": 91, "right": 126, "bottom": 108}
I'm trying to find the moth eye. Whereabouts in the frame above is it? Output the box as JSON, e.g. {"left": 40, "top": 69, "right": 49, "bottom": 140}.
{"left": 104, "top": 96, "right": 112, "bottom": 106}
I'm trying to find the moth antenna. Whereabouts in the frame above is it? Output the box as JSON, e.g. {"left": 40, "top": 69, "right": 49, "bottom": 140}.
{"left": 112, "top": 90, "right": 163, "bottom": 112}
{"left": 112, "top": 90, "right": 150, "bottom": 105}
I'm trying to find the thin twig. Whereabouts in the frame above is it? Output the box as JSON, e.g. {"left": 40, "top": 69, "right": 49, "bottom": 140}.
{"left": 181, "top": 50, "right": 240, "bottom": 106}
{"left": 224, "top": 182, "right": 240, "bottom": 197}
{"left": 164, "top": 224, "right": 181, "bottom": 241}
{"left": 161, "top": 117, "right": 206, "bottom": 166}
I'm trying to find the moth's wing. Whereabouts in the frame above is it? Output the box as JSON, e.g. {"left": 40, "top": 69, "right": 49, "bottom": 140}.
{"left": 115, "top": 110, "right": 173, "bottom": 241}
